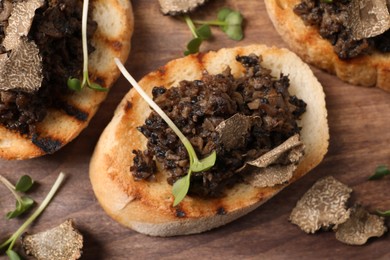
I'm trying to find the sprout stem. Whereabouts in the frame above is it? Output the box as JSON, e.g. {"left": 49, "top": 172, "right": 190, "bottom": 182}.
{"left": 115, "top": 59, "right": 216, "bottom": 206}
{"left": 0, "top": 175, "right": 21, "bottom": 204}
{"left": 114, "top": 58, "right": 200, "bottom": 165}
{"left": 193, "top": 20, "right": 226, "bottom": 26}
{"left": 0, "top": 172, "right": 66, "bottom": 251}
{"left": 82, "top": 0, "right": 90, "bottom": 86}
{"left": 184, "top": 15, "right": 199, "bottom": 38}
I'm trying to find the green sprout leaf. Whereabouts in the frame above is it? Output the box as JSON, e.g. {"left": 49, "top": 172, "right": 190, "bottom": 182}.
{"left": 172, "top": 171, "right": 192, "bottom": 206}
{"left": 217, "top": 8, "right": 243, "bottom": 40}
{"left": 368, "top": 165, "right": 390, "bottom": 180}
{"left": 217, "top": 7, "right": 232, "bottom": 21}
{"left": 114, "top": 59, "right": 217, "bottom": 206}
{"left": 184, "top": 37, "right": 203, "bottom": 55}
{"left": 183, "top": 8, "right": 244, "bottom": 55}
{"left": 15, "top": 175, "right": 34, "bottom": 193}
{"left": 6, "top": 196, "right": 34, "bottom": 219}
{"left": 67, "top": 0, "right": 106, "bottom": 92}
{"left": 0, "top": 172, "right": 65, "bottom": 257}
{"left": 6, "top": 249, "right": 21, "bottom": 260}
{"left": 196, "top": 24, "right": 212, "bottom": 40}
{"left": 67, "top": 77, "right": 82, "bottom": 91}
{"left": 0, "top": 175, "right": 35, "bottom": 219}
{"left": 377, "top": 210, "right": 390, "bottom": 217}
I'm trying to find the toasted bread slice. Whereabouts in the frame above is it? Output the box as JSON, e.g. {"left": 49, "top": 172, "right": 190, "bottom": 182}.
{"left": 0, "top": 0, "right": 134, "bottom": 160}
{"left": 264, "top": 0, "right": 390, "bottom": 92}
{"left": 89, "top": 45, "right": 329, "bottom": 236}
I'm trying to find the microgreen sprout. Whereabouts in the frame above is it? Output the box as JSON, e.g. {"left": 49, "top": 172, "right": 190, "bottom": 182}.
{"left": 0, "top": 175, "right": 34, "bottom": 219}
{"left": 67, "top": 0, "right": 106, "bottom": 92}
{"left": 0, "top": 172, "right": 65, "bottom": 260}
{"left": 196, "top": 8, "right": 244, "bottom": 40}
{"left": 377, "top": 210, "right": 390, "bottom": 217}
{"left": 368, "top": 165, "right": 390, "bottom": 180}
{"left": 183, "top": 8, "right": 244, "bottom": 55}
{"left": 114, "top": 58, "right": 217, "bottom": 206}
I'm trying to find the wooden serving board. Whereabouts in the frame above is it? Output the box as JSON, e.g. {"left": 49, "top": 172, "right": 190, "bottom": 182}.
{"left": 1, "top": 1, "right": 389, "bottom": 259}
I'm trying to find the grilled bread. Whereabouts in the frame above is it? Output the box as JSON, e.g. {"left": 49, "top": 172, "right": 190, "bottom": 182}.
{"left": 90, "top": 45, "right": 329, "bottom": 236}
{"left": 264, "top": 0, "right": 390, "bottom": 92}
{"left": 0, "top": 0, "right": 134, "bottom": 159}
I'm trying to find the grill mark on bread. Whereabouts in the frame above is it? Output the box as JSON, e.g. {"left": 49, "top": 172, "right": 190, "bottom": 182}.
{"left": 216, "top": 207, "right": 227, "bottom": 215}
{"left": 59, "top": 102, "right": 89, "bottom": 122}
{"left": 32, "top": 134, "right": 62, "bottom": 154}
{"left": 124, "top": 101, "right": 132, "bottom": 112}
{"left": 175, "top": 208, "right": 186, "bottom": 218}
{"left": 111, "top": 40, "right": 123, "bottom": 52}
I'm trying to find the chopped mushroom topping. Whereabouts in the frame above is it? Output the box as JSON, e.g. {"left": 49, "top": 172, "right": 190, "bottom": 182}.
{"left": 335, "top": 205, "right": 388, "bottom": 245}
{"left": 0, "top": 36, "right": 43, "bottom": 92}
{"left": 289, "top": 176, "right": 352, "bottom": 234}
{"left": 159, "top": 0, "right": 208, "bottom": 15}
{"left": 22, "top": 219, "right": 83, "bottom": 260}
{"left": 132, "top": 54, "right": 307, "bottom": 197}
{"left": 3, "top": 0, "right": 45, "bottom": 50}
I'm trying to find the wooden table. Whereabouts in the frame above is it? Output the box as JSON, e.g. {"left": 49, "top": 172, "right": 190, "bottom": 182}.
{"left": 1, "top": 1, "right": 389, "bottom": 259}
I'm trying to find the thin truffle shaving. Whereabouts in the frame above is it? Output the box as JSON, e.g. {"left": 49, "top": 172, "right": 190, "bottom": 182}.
{"left": 335, "top": 205, "right": 388, "bottom": 245}
{"left": 289, "top": 176, "right": 352, "bottom": 233}
{"left": 294, "top": 0, "right": 390, "bottom": 59}
{"left": 131, "top": 54, "right": 307, "bottom": 198}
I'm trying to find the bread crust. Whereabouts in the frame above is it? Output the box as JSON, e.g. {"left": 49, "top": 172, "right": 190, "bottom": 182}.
{"left": 264, "top": 0, "right": 390, "bottom": 92}
{"left": 0, "top": 0, "right": 134, "bottom": 160}
{"left": 89, "top": 45, "right": 329, "bottom": 236}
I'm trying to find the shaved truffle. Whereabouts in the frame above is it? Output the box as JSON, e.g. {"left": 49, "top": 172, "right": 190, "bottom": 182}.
{"left": 289, "top": 176, "right": 352, "bottom": 234}
{"left": 348, "top": 0, "right": 390, "bottom": 40}
{"left": 243, "top": 134, "right": 304, "bottom": 187}
{"left": 159, "top": 0, "right": 208, "bottom": 15}
{"left": 22, "top": 219, "right": 83, "bottom": 260}
{"left": 0, "top": 36, "right": 43, "bottom": 92}
{"left": 335, "top": 205, "right": 388, "bottom": 245}
{"left": 0, "top": 0, "right": 13, "bottom": 22}
{"left": 215, "top": 113, "right": 255, "bottom": 151}
{"left": 3, "top": 0, "right": 45, "bottom": 50}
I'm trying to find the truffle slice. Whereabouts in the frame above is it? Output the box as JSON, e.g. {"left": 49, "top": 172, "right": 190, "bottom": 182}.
{"left": 348, "top": 0, "right": 390, "bottom": 40}
{"left": 0, "top": 0, "right": 13, "bottom": 22}
{"left": 289, "top": 176, "right": 352, "bottom": 234}
{"left": 3, "top": 0, "right": 44, "bottom": 50}
{"left": 335, "top": 205, "right": 388, "bottom": 245}
{"left": 0, "top": 36, "right": 43, "bottom": 92}
{"left": 215, "top": 113, "right": 256, "bottom": 151}
{"left": 243, "top": 134, "right": 304, "bottom": 187}
{"left": 159, "top": 0, "right": 208, "bottom": 15}
{"left": 22, "top": 219, "right": 83, "bottom": 260}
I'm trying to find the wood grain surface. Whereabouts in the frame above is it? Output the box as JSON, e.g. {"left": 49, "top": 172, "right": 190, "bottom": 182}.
{"left": 1, "top": 0, "right": 390, "bottom": 259}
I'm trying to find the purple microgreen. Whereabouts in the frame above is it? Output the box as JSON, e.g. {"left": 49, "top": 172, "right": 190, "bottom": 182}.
{"left": 114, "top": 59, "right": 217, "bottom": 206}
